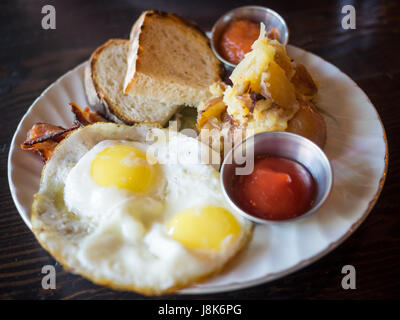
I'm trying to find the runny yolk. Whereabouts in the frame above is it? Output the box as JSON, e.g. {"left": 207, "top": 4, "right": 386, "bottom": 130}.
{"left": 91, "top": 144, "right": 157, "bottom": 194}
{"left": 167, "top": 205, "right": 242, "bottom": 252}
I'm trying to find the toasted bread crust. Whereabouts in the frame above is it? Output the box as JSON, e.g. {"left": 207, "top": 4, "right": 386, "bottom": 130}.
{"left": 124, "top": 10, "right": 224, "bottom": 92}
{"left": 145, "top": 10, "right": 210, "bottom": 46}
{"left": 124, "top": 10, "right": 223, "bottom": 106}
{"left": 86, "top": 39, "right": 138, "bottom": 124}
{"left": 87, "top": 39, "right": 179, "bottom": 125}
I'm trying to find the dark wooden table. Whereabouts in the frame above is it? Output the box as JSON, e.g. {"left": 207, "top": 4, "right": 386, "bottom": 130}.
{"left": 0, "top": 0, "right": 399, "bottom": 300}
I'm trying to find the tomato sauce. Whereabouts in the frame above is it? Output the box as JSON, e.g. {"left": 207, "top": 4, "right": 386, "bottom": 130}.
{"left": 218, "top": 19, "right": 282, "bottom": 65}
{"left": 219, "top": 19, "right": 260, "bottom": 65}
{"left": 233, "top": 156, "right": 316, "bottom": 221}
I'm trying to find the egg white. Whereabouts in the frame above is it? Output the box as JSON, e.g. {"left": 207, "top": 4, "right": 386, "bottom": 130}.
{"left": 63, "top": 139, "right": 166, "bottom": 224}
{"left": 31, "top": 123, "right": 252, "bottom": 294}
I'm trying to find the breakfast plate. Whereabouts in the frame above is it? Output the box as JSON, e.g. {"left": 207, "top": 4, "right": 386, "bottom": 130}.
{"left": 8, "top": 45, "right": 388, "bottom": 294}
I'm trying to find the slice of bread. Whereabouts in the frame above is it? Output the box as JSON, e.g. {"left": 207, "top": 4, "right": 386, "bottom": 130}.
{"left": 85, "top": 39, "right": 180, "bottom": 125}
{"left": 123, "top": 10, "right": 223, "bottom": 107}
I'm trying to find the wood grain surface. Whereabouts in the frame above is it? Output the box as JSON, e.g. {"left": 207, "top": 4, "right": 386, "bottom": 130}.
{"left": 0, "top": 0, "right": 399, "bottom": 300}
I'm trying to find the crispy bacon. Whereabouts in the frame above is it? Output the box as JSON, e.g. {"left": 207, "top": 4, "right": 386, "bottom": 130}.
{"left": 22, "top": 137, "right": 62, "bottom": 162}
{"left": 70, "top": 102, "right": 106, "bottom": 125}
{"left": 23, "top": 123, "right": 74, "bottom": 144}
{"left": 21, "top": 123, "right": 79, "bottom": 162}
{"left": 21, "top": 102, "right": 106, "bottom": 162}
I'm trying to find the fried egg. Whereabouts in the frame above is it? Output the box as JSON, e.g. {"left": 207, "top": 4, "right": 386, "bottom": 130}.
{"left": 31, "top": 123, "right": 252, "bottom": 294}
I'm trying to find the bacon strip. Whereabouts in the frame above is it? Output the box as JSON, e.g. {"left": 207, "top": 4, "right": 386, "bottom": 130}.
{"left": 70, "top": 102, "right": 106, "bottom": 125}
{"left": 21, "top": 123, "right": 79, "bottom": 162}
{"left": 21, "top": 102, "right": 106, "bottom": 162}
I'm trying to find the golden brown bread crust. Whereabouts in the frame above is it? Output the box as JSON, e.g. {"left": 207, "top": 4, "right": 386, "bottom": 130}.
{"left": 145, "top": 10, "right": 225, "bottom": 78}
{"left": 140, "top": 10, "right": 215, "bottom": 53}
{"left": 87, "top": 39, "right": 138, "bottom": 125}
{"left": 124, "top": 10, "right": 223, "bottom": 98}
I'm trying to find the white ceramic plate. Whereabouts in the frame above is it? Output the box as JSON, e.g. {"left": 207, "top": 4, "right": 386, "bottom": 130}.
{"left": 8, "top": 45, "right": 388, "bottom": 294}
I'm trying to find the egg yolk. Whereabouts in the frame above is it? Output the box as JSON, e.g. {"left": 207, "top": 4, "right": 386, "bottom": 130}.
{"left": 167, "top": 205, "right": 241, "bottom": 252}
{"left": 91, "top": 145, "right": 157, "bottom": 193}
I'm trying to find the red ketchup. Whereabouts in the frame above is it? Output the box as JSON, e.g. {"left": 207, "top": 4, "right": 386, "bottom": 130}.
{"left": 219, "top": 19, "right": 260, "bottom": 65}
{"left": 233, "top": 156, "right": 316, "bottom": 221}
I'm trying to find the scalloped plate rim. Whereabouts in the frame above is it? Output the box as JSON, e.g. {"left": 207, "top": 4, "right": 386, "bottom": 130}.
{"left": 7, "top": 46, "right": 388, "bottom": 295}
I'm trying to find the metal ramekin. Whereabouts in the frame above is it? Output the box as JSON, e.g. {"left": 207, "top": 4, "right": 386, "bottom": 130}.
{"left": 210, "top": 6, "right": 289, "bottom": 70}
{"left": 220, "top": 132, "right": 333, "bottom": 224}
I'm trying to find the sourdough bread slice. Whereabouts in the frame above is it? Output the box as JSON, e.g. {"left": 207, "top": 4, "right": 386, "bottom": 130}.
{"left": 85, "top": 39, "right": 180, "bottom": 125}
{"left": 123, "top": 10, "right": 223, "bottom": 107}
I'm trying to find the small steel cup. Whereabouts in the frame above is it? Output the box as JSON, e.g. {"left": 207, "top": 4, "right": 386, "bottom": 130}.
{"left": 220, "top": 132, "right": 333, "bottom": 224}
{"left": 210, "top": 6, "right": 289, "bottom": 70}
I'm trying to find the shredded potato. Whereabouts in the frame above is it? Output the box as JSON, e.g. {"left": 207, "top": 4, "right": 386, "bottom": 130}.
{"left": 197, "top": 97, "right": 227, "bottom": 130}
{"left": 197, "top": 22, "right": 323, "bottom": 153}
